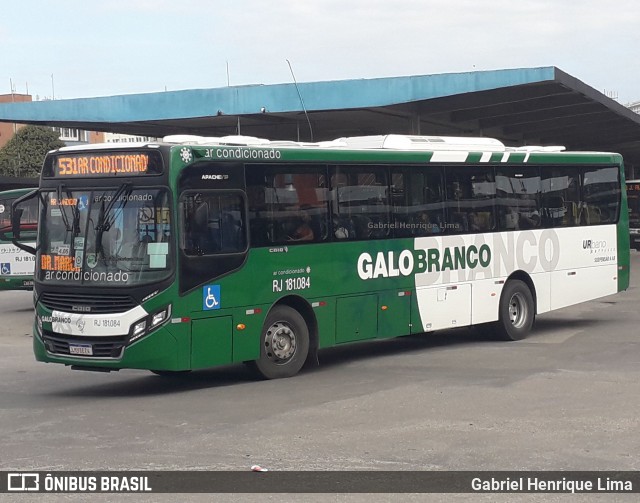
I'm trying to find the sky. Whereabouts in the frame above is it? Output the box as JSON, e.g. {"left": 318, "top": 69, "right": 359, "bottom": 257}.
{"left": 2, "top": 0, "right": 639, "bottom": 104}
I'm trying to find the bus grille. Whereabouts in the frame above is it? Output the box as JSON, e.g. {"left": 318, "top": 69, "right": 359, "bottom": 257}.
{"left": 40, "top": 292, "right": 137, "bottom": 314}
{"left": 42, "top": 333, "right": 125, "bottom": 359}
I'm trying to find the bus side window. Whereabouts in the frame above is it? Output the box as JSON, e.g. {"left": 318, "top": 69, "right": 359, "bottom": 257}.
{"left": 496, "top": 168, "right": 541, "bottom": 231}
{"left": 246, "top": 165, "right": 329, "bottom": 246}
{"left": 541, "top": 167, "right": 582, "bottom": 227}
{"left": 181, "top": 193, "right": 246, "bottom": 255}
{"left": 445, "top": 167, "right": 496, "bottom": 234}
{"left": 391, "top": 168, "right": 445, "bottom": 237}
{"left": 330, "top": 166, "right": 390, "bottom": 240}
{"left": 582, "top": 167, "right": 620, "bottom": 224}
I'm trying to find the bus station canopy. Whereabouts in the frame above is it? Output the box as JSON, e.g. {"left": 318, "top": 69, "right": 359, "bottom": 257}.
{"left": 1, "top": 66, "right": 640, "bottom": 169}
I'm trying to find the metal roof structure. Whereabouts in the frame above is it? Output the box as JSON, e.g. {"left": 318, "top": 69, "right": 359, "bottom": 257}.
{"left": 1, "top": 66, "right": 639, "bottom": 170}
{"left": 0, "top": 176, "right": 38, "bottom": 191}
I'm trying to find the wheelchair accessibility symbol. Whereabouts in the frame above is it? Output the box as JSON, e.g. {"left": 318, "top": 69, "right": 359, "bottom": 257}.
{"left": 1, "top": 263, "right": 11, "bottom": 275}
{"left": 203, "top": 284, "right": 221, "bottom": 310}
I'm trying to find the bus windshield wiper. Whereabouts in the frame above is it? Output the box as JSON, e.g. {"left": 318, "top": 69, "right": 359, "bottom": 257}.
{"left": 94, "top": 183, "right": 131, "bottom": 260}
{"left": 56, "top": 185, "right": 73, "bottom": 233}
{"left": 95, "top": 183, "right": 132, "bottom": 233}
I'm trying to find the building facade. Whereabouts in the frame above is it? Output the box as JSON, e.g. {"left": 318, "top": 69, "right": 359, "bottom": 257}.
{"left": 0, "top": 93, "right": 31, "bottom": 148}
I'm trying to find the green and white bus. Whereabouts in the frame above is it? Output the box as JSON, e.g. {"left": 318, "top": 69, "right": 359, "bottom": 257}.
{"left": 0, "top": 187, "right": 37, "bottom": 290}
{"left": 626, "top": 180, "right": 640, "bottom": 250}
{"left": 12, "top": 135, "right": 630, "bottom": 378}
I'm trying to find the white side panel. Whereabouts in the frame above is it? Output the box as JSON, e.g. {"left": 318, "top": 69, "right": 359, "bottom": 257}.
{"left": 471, "top": 278, "right": 502, "bottom": 325}
{"left": 550, "top": 265, "right": 618, "bottom": 310}
{"left": 412, "top": 225, "right": 618, "bottom": 329}
{"left": 416, "top": 283, "right": 471, "bottom": 331}
{"left": 530, "top": 272, "right": 551, "bottom": 314}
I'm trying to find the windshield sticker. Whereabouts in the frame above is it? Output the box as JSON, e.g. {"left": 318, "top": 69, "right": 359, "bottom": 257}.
{"left": 149, "top": 254, "right": 166, "bottom": 268}
{"left": 74, "top": 251, "right": 83, "bottom": 269}
{"left": 147, "top": 243, "right": 168, "bottom": 255}
{"left": 86, "top": 254, "right": 97, "bottom": 269}
{"left": 77, "top": 195, "right": 89, "bottom": 211}
{"left": 57, "top": 245, "right": 71, "bottom": 256}
{"left": 146, "top": 243, "right": 169, "bottom": 269}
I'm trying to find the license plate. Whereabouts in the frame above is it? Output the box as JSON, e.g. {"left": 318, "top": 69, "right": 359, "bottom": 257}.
{"left": 69, "top": 344, "right": 93, "bottom": 356}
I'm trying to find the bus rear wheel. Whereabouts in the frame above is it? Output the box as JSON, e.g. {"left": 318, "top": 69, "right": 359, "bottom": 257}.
{"left": 494, "top": 279, "right": 535, "bottom": 341}
{"left": 253, "top": 305, "right": 309, "bottom": 379}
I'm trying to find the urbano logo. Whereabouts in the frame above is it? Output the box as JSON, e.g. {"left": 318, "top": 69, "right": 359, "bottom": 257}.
{"left": 583, "top": 239, "right": 607, "bottom": 249}
{"left": 8, "top": 473, "right": 40, "bottom": 491}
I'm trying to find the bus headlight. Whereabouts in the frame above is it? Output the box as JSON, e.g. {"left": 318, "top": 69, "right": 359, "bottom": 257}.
{"left": 151, "top": 306, "right": 171, "bottom": 328}
{"left": 133, "top": 320, "right": 147, "bottom": 337}
{"left": 129, "top": 305, "right": 171, "bottom": 343}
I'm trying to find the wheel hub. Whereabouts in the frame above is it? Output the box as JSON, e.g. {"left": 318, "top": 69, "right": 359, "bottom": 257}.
{"left": 508, "top": 292, "right": 528, "bottom": 328}
{"left": 265, "top": 322, "right": 297, "bottom": 363}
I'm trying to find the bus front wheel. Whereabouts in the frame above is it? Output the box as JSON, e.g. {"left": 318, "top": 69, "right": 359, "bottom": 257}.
{"left": 494, "top": 280, "right": 535, "bottom": 341}
{"left": 253, "top": 305, "right": 309, "bottom": 379}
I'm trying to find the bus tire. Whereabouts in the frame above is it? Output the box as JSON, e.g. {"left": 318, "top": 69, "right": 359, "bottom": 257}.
{"left": 494, "top": 279, "right": 535, "bottom": 341}
{"left": 253, "top": 305, "right": 309, "bottom": 379}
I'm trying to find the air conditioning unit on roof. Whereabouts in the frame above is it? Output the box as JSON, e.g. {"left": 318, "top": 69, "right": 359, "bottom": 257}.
{"left": 337, "top": 134, "right": 506, "bottom": 152}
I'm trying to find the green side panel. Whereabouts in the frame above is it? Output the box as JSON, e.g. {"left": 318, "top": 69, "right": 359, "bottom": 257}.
{"left": 232, "top": 307, "right": 265, "bottom": 362}
{"left": 336, "top": 294, "right": 378, "bottom": 343}
{"left": 377, "top": 290, "right": 411, "bottom": 338}
{"left": 191, "top": 316, "right": 233, "bottom": 369}
{"left": 315, "top": 299, "right": 337, "bottom": 349}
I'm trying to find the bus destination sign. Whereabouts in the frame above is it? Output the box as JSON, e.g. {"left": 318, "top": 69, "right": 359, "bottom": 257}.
{"left": 51, "top": 152, "right": 162, "bottom": 178}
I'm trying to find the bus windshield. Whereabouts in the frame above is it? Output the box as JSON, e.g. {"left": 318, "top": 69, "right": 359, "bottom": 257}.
{"left": 37, "top": 187, "right": 173, "bottom": 286}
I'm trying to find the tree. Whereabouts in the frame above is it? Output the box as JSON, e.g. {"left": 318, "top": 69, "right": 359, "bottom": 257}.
{"left": 0, "top": 125, "right": 65, "bottom": 177}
